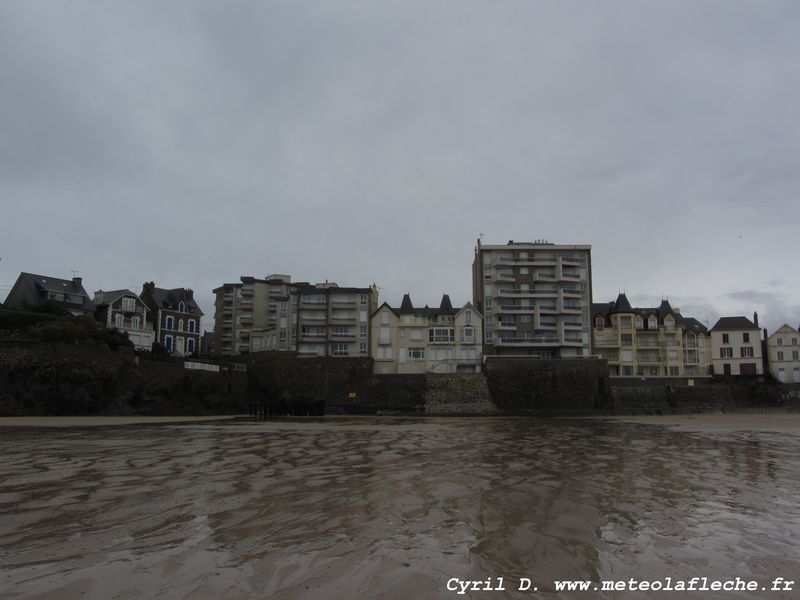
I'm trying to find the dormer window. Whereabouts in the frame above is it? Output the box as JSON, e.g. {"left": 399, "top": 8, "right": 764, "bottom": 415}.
{"left": 179, "top": 301, "right": 186, "bottom": 313}
{"left": 648, "top": 317, "right": 657, "bottom": 330}
{"left": 595, "top": 316, "right": 604, "bottom": 331}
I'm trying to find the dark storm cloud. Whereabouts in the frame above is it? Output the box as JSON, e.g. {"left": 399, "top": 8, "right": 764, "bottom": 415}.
{"left": 1, "top": 1, "right": 799, "bottom": 327}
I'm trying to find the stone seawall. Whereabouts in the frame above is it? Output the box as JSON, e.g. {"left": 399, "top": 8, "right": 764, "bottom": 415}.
{"left": 483, "top": 358, "right": 611, "bottom": 413}
{"left": 0, "top": 340, "right": 248, "bottom": 416}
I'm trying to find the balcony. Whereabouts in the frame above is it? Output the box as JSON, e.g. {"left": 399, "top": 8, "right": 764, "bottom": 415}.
{"left": 301, "top": 300, "right": 327, "bottom": 308}
{"left": 561, "top": 257, "right": 582, "bottom": 266}
{"left": 331, "top": 299, "right": 357, "bottom": 307}
{"left": 240, "top": 286, "right": 254, "bottom": 296}
{"left": 562, "top": 321, "right": 583, "bottom": 329}
{"left": 493, "top": 271, "right": 516, "bottom": 282}
{"left": 561, "top": 271, "right": 582, "bottom": 280}
{"left": 300, "top": 314, "right": 327, "bottom": 322}
{"left": 330, "top": 315, "right": 357, "bottom": 324}
{"left": 562, "top": 287, "right": 583, "bottom": 296}
{"left": 495, "top": 304, "right": 533, "bottom": 313}
{"left": 496, "top": 336, "right": 559, "bottom": 346}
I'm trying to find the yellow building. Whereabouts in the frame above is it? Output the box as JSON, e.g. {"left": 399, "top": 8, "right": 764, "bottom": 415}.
{"left": 592, "top": 294, "right": 711, "bottom": 378}
{"left": 371, "top": 294, "right": 483, "bottom": 374}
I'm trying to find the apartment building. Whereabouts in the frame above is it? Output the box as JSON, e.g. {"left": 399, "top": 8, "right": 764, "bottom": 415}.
{"left": 710, "top": 315, "right": 763, "bottom": 376}
{"left": 212, "top": 275, "right": 296, "bottom": 356}
{"left": 592, "top": 294, "right": 711, "bottom": 377}
{"left": 295, "top": 282, "right": 378, "bottom": 357}
{"left": 472, "top": 239, "right": 592, "bottom": 358}
{"left": 371, "top": 294, "right": 483, "bottom": 374}
{"left": 766, "top": 324, "right": 800, "bottom": 383}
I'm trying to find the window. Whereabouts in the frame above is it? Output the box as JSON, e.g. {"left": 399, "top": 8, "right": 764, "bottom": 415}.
{"left": 410, "top": 329, "right": 423, "bottom": 341}
{"left": 188, "top": 320, "right": 196, "bottom": 333}
{"left": 722, "top": 333, "right": 729, "bottom": 344}
{"left": 465, "top": 310, "right": 472, "bottom": 324}
{"left": 115, "top": 314, "right": 124, "bottom": 328}
{"left": 164, "top": 335, "right": 173, "bottom": 351}
{"left": 669, "top": 366, "right": 679, "bottom": 376}
{"left": 648, "top": 317, "right": 657, "bottom": 330}
{"left": 520, "top": 315, "right": 531, "bottom": 323}
{"left": 635, "top": 319, "right": 643, "bottom": 330}
{"left": 743, "top": 332, "right": 750, "bottom": 343}
{"left": 462, "top": 327, "right": 475, "bottom": 343}
{"left": 595, "top": 317, "right": 604, "bottom": 331}
{"left": 429, "top": 328, "right": 455, "bottom": 343}
{"left": 740, "top": 347, "right": 753, "bottom": 358}
{"left": 665, "top": 319, "right": 675, "bottom": 332}
{"left": 178, "top": 301, "right": 186, "bottom": 313}
{"left": 408, "top": 347, "right": 425, "bottom": 359}
{"left": 280, "top": 330, "right": 287, "bottom": 341}
{"left": 792, "top": 351, "right": 799, "bottom": 361}
{"left": 379, "top": 326, "right": 391, "bottom": 345}
{"left": 360, "top": 326, "right": 367, "bottom": 336}
{"left": 621, "top": 334, "right": 633, "bottom": 346}
{"left": 485, "top": 298, "right": 492, "bottom": 312}
{"left": 720, "top": 347, "right": 733, "bottom": 358}
{"left": 596, "top": 334, "right": 605, "bottom": 346}
{"left": 166, "top": 316, "right": 174, "bottom": 330}
{"left": 382, "top": 311, "right": 389, "bottom": 325}
{"left": 485, "top": 329, "right": 492, "bottom": 342}
{"left": 622, "top": 365, "right": 634, "bottom": 376}
{"left": 360, "top": 294, "right": 368, "bottom": 305}
{"left": 360, "top": 342, "right": 367, "bottom": 355}
{"left": 777, "top": 337, "right": 783, "bottom": 346}
{"left": 619, "top": 316, "right": 632, "bottom": 329}
{"left": 332, "top": 343, "right": 348, "bottom": 356}
{"left": 777, "top": 351, "right": 785, "bottom": 361}
{"left": 187, "top": 338, "right": 195, "bottom": 354}
{"left": 280, "top": 301, "right": 287, "bottom": 314}
{"left": 122, "top": 297, "right": 136, "bottom": 312}
{"left": 360, "top": 310, "right": 368, "bottom": 322}
{"left": 131, "top": 316, "right": 140, "bottom": 330}
{"left": 793, "top": 338, "right": 798, "bottom": 346}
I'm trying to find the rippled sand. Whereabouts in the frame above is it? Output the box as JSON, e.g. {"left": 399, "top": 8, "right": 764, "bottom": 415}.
{"left": 1, "top": 416, "right": 799, "bottom": 599}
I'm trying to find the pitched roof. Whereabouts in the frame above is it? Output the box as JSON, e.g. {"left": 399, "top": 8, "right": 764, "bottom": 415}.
{"left": 143, "top": 284, "right": 203, "bottom": 315}
{"left": 92, "top": 289, "right": 138, "bottom": 306}
{"left": 10, "top": 272, "right": 93, "bottom": 311}
{"left": 711, "top": 316, "right": 759, "bottom": 332}
{"left": 592, "top": 295, "right": 708, "bottom": 334}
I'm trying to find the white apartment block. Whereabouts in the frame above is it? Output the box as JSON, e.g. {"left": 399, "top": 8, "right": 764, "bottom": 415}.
{"left": 472, "top": 239, "right": 592, "bottom": 358}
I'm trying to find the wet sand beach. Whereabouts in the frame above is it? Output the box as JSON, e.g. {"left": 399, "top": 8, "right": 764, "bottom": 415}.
{"left": 1, "top": 415, "right": 799, "bottom": 599}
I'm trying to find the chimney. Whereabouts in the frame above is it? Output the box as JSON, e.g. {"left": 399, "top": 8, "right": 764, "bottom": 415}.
{"left": 753, "top": 311, "right": 759, "bottom": 327}
{"left": 72, "top": 276, "right": 83, "bottom": 287}
{"left": 186, "top": 288, "right": 194, "bottom": 300}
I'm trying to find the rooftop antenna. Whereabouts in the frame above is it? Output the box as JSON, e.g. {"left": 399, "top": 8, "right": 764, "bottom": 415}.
{"left": 70, "top": 269, "right": 83, "bottom": 278}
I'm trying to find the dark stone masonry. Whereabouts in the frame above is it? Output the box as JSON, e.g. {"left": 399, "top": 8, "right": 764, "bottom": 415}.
{"left": 1, "top": 341, "right": 799, "bottom": 416}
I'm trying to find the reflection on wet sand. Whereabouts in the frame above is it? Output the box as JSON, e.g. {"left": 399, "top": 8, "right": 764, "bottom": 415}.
{"left": 1, "top": 417, "right": 799, "bottom": 599}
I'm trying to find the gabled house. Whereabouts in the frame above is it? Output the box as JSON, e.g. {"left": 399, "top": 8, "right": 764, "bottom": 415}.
{"left": 140, "top": 282, "right": 203, "bottom": 356}
{"left": 4, "top": 272, "right": 94, "bottom": 316}
{"left": 766, "top": 324, "right": 800, "bottom": 383}
{"left": 93, "top": 289, "right": 155, "bottom": 350}
{"left": 710, "top": 314, "right": 763, "bottom": 376}
{"left": 592, "top": 294, "right": 711, "bottom": 377}
{"left": 371, "top": 294, "right": 483, "bottom": 374}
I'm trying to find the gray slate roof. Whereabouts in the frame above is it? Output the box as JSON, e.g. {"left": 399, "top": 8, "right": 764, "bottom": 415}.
{"left": 593, "top": 294, "right": 709, "bottom": 335}
{"left": 710, "top": 316, "right": 759, "bottom": 332}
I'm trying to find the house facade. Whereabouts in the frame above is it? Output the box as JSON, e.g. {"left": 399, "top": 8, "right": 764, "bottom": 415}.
{"left": 371, "top": 294, "right": 483, "bottom": 374}
{"left": 4, "top": 273, "right": 94, "bottom": 316}
{"left": 472, "top": 239, "right": 592, "bottom": 358}
{"left": 766, "top": 324, "right": 800, "bottom": 383}
{"left": 140, "top": 282, "right": 203, "bottom": 356}
{"left": 93, "top": 289, "right": 154, "bottom": 350}
{"left": 710, "top": 315, "right": 763, "bottom": 376}
{"left": 592, "top": 294, "right": 711, "bottom": 377}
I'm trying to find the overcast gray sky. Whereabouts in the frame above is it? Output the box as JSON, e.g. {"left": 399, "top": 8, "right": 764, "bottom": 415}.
{"left": 1, "top": 0, "right": 798, "bottom": 333}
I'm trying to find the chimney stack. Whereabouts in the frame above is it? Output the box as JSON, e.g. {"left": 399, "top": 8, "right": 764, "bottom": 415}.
{"left": 72, "top": 276, "right": 82, "bottom": 287}
{"left": 753, "top": 311, "right": 759, "bottom": 327}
